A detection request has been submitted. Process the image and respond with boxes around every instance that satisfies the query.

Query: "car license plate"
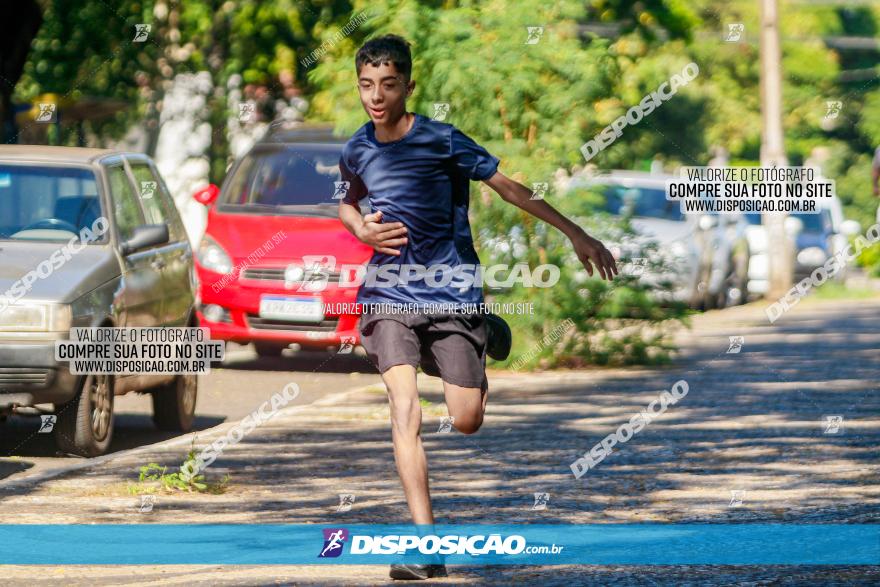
[258,296,324,323]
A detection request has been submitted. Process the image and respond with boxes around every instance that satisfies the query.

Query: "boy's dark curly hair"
[355,34,412,82]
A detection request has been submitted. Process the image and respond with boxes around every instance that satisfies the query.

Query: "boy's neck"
[374,111,414,143]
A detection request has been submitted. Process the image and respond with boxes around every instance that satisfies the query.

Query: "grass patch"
[809,282,879,300]
[128,442,229,495]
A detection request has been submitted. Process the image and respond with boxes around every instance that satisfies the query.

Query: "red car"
[192,125,372,356]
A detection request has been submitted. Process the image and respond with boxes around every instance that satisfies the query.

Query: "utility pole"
[760,0,793,298]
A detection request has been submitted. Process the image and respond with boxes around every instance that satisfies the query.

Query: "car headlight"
[669,240,689,259]
[197,235,233,274]
[284,265,305,283]
[0,302,71,331]
[797,246,827,267]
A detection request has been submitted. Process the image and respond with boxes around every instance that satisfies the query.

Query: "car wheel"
[254,342,286,357]
[694,265,712,310]
[728,246,750,306]
[707,268,731,309]
[152,374,198,431]
[703,287,722,310]
[55,373,114,457]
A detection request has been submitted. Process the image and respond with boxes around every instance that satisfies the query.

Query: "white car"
[743,194,860,296]
[566,171,707,307]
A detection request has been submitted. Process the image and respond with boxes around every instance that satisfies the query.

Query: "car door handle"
[151,258,166,270]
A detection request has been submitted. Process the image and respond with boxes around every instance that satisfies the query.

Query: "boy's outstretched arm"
[483,171,618,281]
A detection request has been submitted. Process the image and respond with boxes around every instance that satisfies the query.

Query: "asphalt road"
[1,296,877,585]
[0,343,383,482]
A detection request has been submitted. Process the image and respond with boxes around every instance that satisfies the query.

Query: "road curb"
[0,380,384,492]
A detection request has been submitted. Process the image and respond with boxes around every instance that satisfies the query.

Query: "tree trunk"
[759,0,793,299]
[0,0,42,143]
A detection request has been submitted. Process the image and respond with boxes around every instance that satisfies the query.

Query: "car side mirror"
[784,216,804,237]
[698,214,718,231]
[121,224,169,255]
[193,183,220,206]
[840,219,861,236]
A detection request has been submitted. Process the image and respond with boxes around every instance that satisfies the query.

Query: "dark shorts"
[358,313,488,390]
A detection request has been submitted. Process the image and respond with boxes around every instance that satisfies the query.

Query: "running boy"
[338,34,617,580]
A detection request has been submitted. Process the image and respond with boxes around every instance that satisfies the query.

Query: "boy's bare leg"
[382,364,434,525]
[443,379,487,435]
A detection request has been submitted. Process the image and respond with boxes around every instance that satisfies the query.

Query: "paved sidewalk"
[1,296,878,585]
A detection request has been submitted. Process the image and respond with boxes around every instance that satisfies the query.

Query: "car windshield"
[602,185,684,222]
[0,164,104,241]
[219,144,345,214]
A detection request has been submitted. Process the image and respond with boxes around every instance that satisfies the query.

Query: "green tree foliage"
[14,1,356,164]
[12,0,880,363]
[311,0,693,366]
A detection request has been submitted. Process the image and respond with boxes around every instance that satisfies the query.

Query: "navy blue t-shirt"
[339,113,500,309]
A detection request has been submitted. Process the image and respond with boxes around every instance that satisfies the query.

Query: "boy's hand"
[356,210,408,256]
[572,231,618,281]
[481,171,619,280]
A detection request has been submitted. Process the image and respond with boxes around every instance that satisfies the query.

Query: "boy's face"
[357,61,414,124]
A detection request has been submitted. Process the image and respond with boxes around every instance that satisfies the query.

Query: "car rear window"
[0,164,105,241]
[602,185,685,222]
[746,212,830,232]
[219,144,344,212]
[794,211,830,233]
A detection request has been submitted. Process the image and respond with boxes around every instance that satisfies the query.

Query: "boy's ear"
[406,79,416,97]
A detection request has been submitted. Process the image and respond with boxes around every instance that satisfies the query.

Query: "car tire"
[731,246,750,306]
[55,373,114,457]
[703,290,720,311]
[254,342,286,357]
[152,374,198,432]
[693,266,711,311]
[704,273,726,310]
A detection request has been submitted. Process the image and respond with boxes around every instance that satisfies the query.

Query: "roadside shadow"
[0,458,33,482]
[2,300,878,529]
[0,413,225,463]
[222,348,379,375]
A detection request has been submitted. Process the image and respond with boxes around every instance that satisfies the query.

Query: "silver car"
[567,171,707,307]
[0,146,197,456]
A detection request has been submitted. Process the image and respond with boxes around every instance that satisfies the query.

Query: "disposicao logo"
[318,528,349,558]
[314,528,566,560]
